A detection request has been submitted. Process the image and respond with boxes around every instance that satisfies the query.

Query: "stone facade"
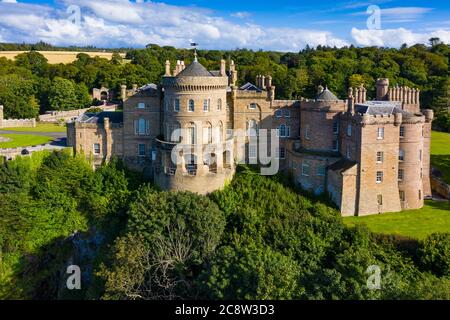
[67,59,433,216]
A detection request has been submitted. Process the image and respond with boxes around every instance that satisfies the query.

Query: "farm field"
[0,51,126,64]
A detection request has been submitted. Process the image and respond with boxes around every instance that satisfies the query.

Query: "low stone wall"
[0,118,36,128]
[38,105,117,123]
[431,175,450,199]
[0,143,68,161]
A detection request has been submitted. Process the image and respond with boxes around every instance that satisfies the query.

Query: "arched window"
[247,119,258,137]
[188,99,195,112]
[172,122,181,142]
[187,122,196,145]
[217,98,222,111]
[135,117,149,135]
[203,122,213,144]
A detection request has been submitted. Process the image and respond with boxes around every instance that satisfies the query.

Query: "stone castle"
[67,56,434,216]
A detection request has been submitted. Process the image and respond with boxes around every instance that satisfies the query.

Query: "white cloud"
[0,0,446,51]
[351,27,450,47]
[353,6,433,22]
[231,11,251,19]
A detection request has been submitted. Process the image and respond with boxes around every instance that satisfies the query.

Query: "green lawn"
[431,131,450,185]
[0,134,53,149]
[2,122,66,133]
[343,201,450,240]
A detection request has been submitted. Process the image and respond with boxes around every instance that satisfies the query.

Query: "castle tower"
[155,59,235,194]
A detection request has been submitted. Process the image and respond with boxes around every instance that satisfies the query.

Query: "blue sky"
[0,0,449,50]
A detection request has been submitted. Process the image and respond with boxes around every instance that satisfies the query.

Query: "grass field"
[431,131,450,184]
[2,122,66,133]
[343,200,450,240]
[0,134,53,149]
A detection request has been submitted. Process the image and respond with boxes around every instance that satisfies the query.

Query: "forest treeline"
[0,41,448,130]
[0,151,449,300]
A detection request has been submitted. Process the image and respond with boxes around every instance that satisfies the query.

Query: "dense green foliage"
[0,41,448,126]
[97,167,450,300]
[0,150,135,298]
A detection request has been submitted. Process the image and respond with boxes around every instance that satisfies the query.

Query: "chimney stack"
[220,59,226,76]
[165,60,171,76]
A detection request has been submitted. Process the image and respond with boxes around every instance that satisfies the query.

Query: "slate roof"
[355,101,412,118]
[177,61,213,77]
[239,82,262,92]
[316,87,339,101]
[76,111,123,124]
[328,159,357,172]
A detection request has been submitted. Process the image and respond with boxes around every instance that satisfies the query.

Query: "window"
[138,102,145,109]
[332,139,339,151]
[279,147,286,159]
[188,99,195,112]
[420,167,423,179]
[399,149,405,161]
[93,143,100,155]
[174,99,180,112]
[398,169,404,181]
[203,99,210,112]
[419,149,422,161]
[419,189,422,200]
[377,127,384,139]
[347,124,352,137]
[217,98,222,111]
[377,194,383,206]
[317,166,326,176]
[275,109,282,118]
[188,125,195,145]
[135,118,149,135]
[377,151,384,163]
[249,103,257,110]
[138,143,146,157]
[284,110,291,118]
[333,122,339,134]
[302,162,310,176]
[400,126,405,138]
[249,145,257,158]
[376,171,383,183]
[399,191,405,202]
[304,125,310,140]
[346,148,351,159]
[248,120,258,137]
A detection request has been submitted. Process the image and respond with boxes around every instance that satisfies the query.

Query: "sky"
[0,0,449,51]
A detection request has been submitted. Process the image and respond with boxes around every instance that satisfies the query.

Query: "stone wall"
[431,176,450,199]
[0,105,36,128]
[39,104,116,123]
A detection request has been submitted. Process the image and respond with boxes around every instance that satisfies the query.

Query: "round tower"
[398,116,425,210]
[155,60,234,194]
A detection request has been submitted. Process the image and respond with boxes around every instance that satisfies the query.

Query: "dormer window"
[138,102,145,109]
[275,110,282,118]
[284,110,291,118]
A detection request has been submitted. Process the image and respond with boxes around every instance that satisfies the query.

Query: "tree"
[418,233,450,277]
[15,51,49,76]
[48,77,78,110]
[0,74,39,118]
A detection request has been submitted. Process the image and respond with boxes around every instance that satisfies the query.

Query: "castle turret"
[376,78,389,100]
[220,59,226,76]
[121,85,127,101]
